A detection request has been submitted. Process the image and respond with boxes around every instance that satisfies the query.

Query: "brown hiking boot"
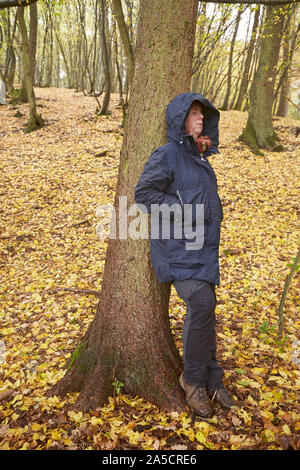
[179,372,212,419]
[210,388,241,410]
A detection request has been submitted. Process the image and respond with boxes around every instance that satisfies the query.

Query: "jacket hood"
[166,92,220,157]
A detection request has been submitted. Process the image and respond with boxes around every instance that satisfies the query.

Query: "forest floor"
[0,87,299,451]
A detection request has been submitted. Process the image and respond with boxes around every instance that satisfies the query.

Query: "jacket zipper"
[176,190,184,207]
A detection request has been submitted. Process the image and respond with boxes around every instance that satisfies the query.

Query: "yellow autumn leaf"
[50,429,62,440]
[19,442,30,450]
[260,410,274,421]
[31,293,42,303]
[0,327,14,336]
[229,434,247,445]
[281,425,291,435]
[194,421,212,438]
[181,427,194,441]
[195,430,207,445]
[294,422,300,432]
[89,416,103,426]
[67,410,83,423]
[0,442,10,450]
[268,376,286,385]
[46,439,53,448]
[252,367,267,376]
[63,437,74,446]
[261,429,276,443]
[180,414,191,429]
[237,408,252,426]
[230,436,255,448]
[127,430,140,445]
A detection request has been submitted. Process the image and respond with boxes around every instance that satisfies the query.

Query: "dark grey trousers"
[173,279,224,390]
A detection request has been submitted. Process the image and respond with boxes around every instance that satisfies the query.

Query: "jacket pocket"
[176,187,210,224]
[217,193,223,220]
[167,238,210,266]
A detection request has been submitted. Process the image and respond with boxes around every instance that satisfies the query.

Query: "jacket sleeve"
[134,147,178,213]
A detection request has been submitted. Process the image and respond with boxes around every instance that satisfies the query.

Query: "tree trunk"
[275,9,298,117]
[234,6,260,110]
[239,5,285,155]
[276,37,290,117]
[112,18,123,101]
[17,6,44,131]
[220,7,242,110]
[29,1,37,82]
[99,0,111,115]
[54,27,72,88]
[6,47,16,93]
[49,0,198,412]
[111,0,134,87]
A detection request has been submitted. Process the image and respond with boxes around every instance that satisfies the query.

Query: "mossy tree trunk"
[17,6,44,131]
[50,0,198,412]
[239,5,285,155]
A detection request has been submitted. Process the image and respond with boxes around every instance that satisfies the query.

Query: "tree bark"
[3,10,17,93]
[234,6,260,110]
[49,0,198,412]
[220,7,243,110]
[17,6,44,130]
[276,34,290,117]
[239,5,285,154]
[6,47,16,93]
[275,11,299,116]
[111,0,134,87]
[29,0,37,82]
[99,0,111,115]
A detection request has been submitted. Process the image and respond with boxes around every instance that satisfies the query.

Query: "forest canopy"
[0,0,299,121]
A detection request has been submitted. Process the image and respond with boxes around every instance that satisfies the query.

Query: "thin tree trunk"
[6,47,16,93]
[17,6,44,130]
[221,7,242,110]
[234,6,260,110]
[276,12,299,116]
[38,5,48,86]
[111,0,134,87]
[49,0,198,412]
[54,27,72,88]
[29,0,37,82]
[113,18,123,101]
[99,0,111,115]
[277,245,300,340]
[276,39,290,117]
[239,5,285,154]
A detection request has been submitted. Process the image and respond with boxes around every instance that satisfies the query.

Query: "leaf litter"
[0,87,299,450]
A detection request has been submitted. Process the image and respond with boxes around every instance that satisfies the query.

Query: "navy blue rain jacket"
[134,92,223,285]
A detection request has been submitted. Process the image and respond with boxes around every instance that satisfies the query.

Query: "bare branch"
[0,0,38,9]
